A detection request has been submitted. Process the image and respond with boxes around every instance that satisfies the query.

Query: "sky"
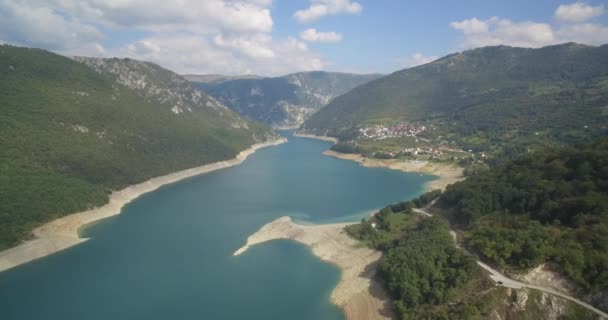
[1,0,608,76]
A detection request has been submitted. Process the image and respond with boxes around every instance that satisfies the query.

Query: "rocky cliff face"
[190,71,381,128]
[74,57,281,143]
[74,57,230,114]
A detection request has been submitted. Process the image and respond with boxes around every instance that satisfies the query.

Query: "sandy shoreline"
[293,133,463,191]
[293,132,339,143]
[323,150,463,191]
[234,217,394,320]
[0,138,287,272]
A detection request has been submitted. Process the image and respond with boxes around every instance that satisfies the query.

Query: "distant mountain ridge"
[190,71,382,128]
[0,45,275,250]
[182,74,265,85]
[303,43,608,156]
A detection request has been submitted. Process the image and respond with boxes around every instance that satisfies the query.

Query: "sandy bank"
[0,138,287,272]
[294,132,339,143]
[323,150,463,191]
[293,132,462,191]
[234,216,394,320]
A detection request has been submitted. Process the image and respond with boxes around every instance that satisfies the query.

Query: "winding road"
[413,201,608,319]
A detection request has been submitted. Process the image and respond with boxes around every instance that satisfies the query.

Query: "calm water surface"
[0,131,434,319]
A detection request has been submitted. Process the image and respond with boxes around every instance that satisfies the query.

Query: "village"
[352,122,480,162]
[359,122,426,139]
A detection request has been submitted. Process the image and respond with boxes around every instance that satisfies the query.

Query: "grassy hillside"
[193,71,381,127]
[303,43,608,158]
[0,45,274,250]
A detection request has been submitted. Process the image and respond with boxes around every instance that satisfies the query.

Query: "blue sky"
[1,0,607,75]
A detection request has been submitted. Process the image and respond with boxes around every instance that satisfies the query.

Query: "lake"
[0,131,434,320]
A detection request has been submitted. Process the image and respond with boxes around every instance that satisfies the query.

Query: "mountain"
[182,74,265,85]
[302,43,608,157]
[0,45,275,250]
[190,71,382,128]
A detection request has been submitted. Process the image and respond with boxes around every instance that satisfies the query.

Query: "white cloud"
[116,35,323,76]
[555,2,604,23]
[39,0,274,34]
[450,17,489,35]
[299,28,342,42]
[294,0,362,23]
[0,0,330,76]
[452,17,556,48]
[0,0,104,51]
[214,34,275,58]
[397,53,439,68]
[557,23,608,44]
[451,3,608,49]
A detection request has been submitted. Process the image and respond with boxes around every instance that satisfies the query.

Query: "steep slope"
[191,71,382,128]
[0,45,275,250]
[303,43,608,156]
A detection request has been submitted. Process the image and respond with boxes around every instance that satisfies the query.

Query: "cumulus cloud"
[451,2,608,49]
[450,18,489,35]
[0,0,104,51]
[557,23,608,44]
[294,0,362,23]
[0,0,330,75]
[555,2,604,23]
[299,28,342,42]
[38,0,274,34]
[451,17,556,48]
[117,35,323,76]
[213,34,275,58]
[397,53,439,68]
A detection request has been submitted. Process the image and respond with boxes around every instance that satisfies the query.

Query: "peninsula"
[234,216,394,320]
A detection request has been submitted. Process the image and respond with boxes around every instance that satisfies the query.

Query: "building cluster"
[401,147,443,157]
[359,123,426,139]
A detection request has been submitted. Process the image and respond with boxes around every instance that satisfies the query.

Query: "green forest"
[0,45,272,250]
[346,139,608,318]
[347,182,602,319]
[441,139,608,293]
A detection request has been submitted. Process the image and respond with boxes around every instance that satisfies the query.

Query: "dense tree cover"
[347,206,498,319]
[0,45,273,250]
[441,139,608,292]
[348,190,600,319]
[378,218,480,318]
[303,43,608,159]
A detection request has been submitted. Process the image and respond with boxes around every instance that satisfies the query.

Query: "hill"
[191,71,382,128]
[302,43,608,158]
[0,45,275,250]
[439,139,608,310]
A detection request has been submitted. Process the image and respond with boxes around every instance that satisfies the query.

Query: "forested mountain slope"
[303,43,608,157]
[192,71,381,127]
[440,139,608,311]
[0,45,275,250]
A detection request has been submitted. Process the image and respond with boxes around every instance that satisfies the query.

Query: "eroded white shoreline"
[293,132,339,143]
[234,216,394,320]
[0,138,287,272]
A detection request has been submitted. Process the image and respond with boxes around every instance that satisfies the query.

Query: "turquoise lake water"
[0,131,434,319]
